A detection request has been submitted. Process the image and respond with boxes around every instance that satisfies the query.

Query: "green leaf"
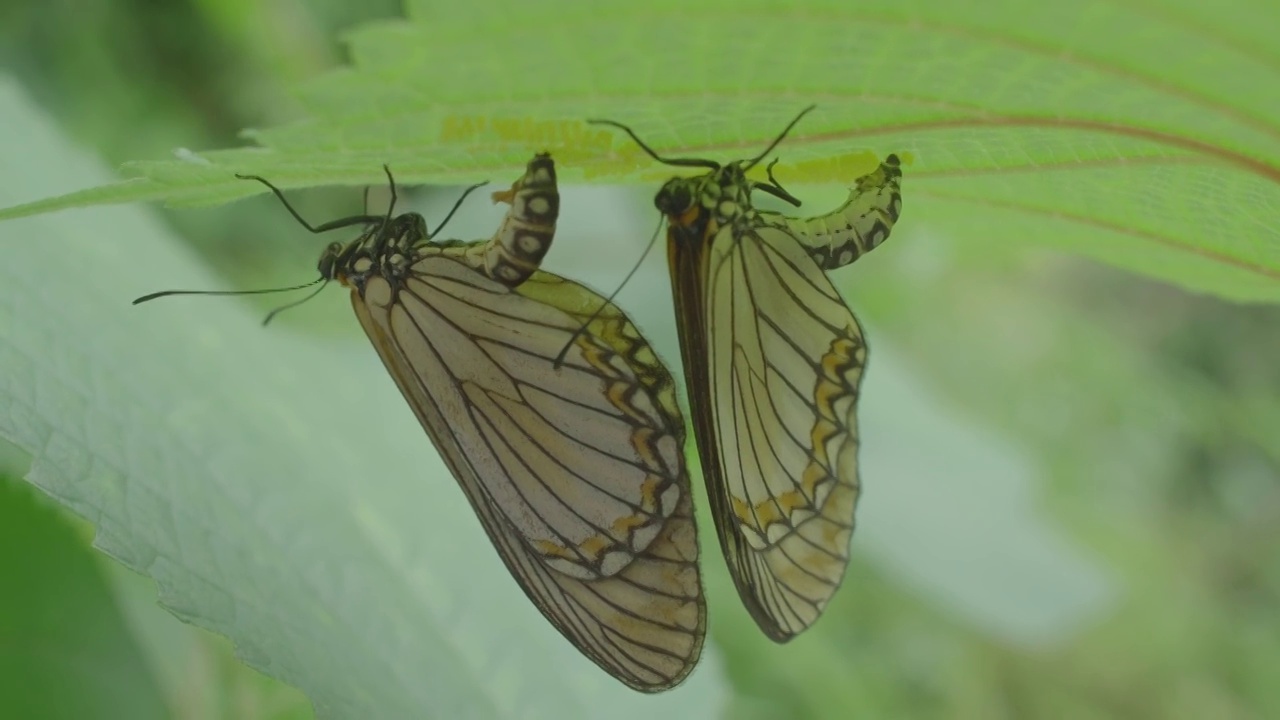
[0,476,170,720]
[0,78,727,716]
[1,0,1277,301]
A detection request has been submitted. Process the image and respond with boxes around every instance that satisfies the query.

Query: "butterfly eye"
[317,242,343,279]
[654,180,692,216]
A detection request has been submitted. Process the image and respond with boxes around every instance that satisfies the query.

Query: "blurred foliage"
[0,0,398,716]
[1,0,1278,718]
[0,472,169,720]
[0,470,314,720]
[833,234,1280,719]
[0,0,402,322]
[0,89,729,715]
[6,1,1279,303]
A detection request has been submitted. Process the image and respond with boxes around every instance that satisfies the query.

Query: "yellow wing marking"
[698,221,866,641]
[587,120,898,644]
[351,262,705,691]
[400,263,681,579]
[237,151,704,689]
[728,330,860,543]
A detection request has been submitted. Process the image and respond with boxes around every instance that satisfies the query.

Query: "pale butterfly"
[588,109,903,641]
[135,154,706,690]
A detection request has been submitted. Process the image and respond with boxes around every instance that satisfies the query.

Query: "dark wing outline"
[351,263,706,691]
[669,219,864,642]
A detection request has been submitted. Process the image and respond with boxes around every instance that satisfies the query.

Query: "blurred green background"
[1,0,1277,718]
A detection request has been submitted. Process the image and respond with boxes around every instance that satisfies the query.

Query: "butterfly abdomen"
[475,152,560,286]
[779,154,903,270]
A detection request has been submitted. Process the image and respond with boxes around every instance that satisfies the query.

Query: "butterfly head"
[592,104,816,234]
[317,241,344,280]
[655,162,756,230]
[321,211,430,290]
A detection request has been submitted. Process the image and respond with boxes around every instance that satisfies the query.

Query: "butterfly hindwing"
[352,270,705,690]
[340,155,704,690]
[138,153,706,691]
[695,220,867,639]
[613,114,903,641]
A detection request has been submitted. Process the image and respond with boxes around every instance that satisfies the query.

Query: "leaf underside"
[0,0,1276,301]
[0,78,727,717]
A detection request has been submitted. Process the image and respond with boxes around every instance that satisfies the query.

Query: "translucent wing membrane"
[193,153,704,691]
[697,223,867,639]
[600,107,903,642]
[332,155,705,690]
[699,154,901,640]
[353,269,705,689]
[368,256,683,579]
[132,154,704,690]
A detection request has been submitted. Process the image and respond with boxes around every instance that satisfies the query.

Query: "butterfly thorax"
[320,212,430,297]
[656,163,757,240]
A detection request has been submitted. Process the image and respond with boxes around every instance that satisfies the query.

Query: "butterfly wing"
[666,154,902,641]
[670,218,864,642]
[350,254,704,691]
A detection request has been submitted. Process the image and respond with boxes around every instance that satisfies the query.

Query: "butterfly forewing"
[701,221,867,638]
[353,274,705,689]
[339,155,704,690]
[643,129,903,641]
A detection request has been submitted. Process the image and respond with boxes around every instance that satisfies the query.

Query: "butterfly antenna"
[755,156,803,207]
[430,181,490,237]
[136,168,382,308]
[377,165,397,238]
[553,214,665,369]
[132,275,325,305]
[586,119,721,169]
[237,171,386,233]
[261,279,330,326]
[368,165,406,256]
[743,104,817,171]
